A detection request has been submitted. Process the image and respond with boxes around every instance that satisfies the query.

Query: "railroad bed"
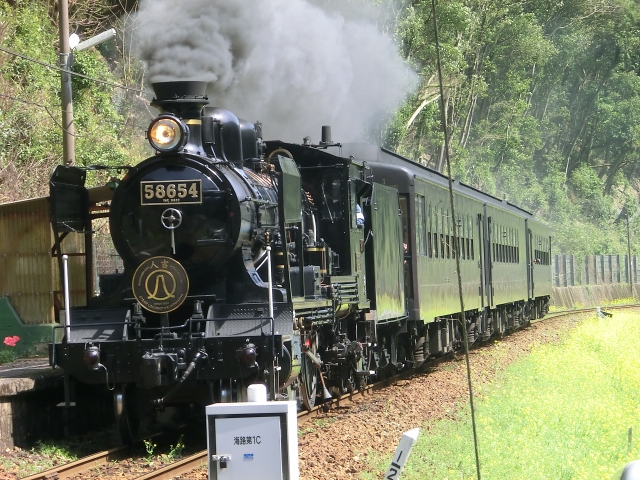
[1,307,625,479]
[300,309,607,479]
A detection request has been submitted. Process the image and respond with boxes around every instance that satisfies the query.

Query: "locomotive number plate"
[140,180,202,205]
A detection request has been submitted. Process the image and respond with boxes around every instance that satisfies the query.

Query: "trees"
[1,0,639,254]
[0,0,146,202]
[388,0,640,255]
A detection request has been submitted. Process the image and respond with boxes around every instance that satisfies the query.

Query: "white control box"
[206,401,299,480]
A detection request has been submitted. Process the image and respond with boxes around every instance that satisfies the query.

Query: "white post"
[266,245,276,400]
[62,254,71,340]
[385,428,420,479]
[266,246,274,320]
[58,0,75,165]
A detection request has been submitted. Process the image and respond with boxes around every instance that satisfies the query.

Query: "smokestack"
[151,81,209,118]
[320,125,333,146]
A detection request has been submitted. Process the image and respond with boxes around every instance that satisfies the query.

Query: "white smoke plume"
[135,0,416,143]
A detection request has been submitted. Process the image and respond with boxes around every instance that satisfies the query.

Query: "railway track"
[545,302,638,318]
[17,367,426,480]
[21,304,637,480]
[21,445,132,480]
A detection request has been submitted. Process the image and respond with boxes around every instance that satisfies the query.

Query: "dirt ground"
[0,311,598,479]
[295,312,591,480]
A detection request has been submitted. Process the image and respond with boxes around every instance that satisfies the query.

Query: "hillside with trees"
[0,0,148,201]
[384,0,640,256]
[0,0,639,256]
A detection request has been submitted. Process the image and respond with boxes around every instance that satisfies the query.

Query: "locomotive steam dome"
[109,81,257,287]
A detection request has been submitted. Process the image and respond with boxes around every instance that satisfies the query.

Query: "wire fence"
[91,218,121,295]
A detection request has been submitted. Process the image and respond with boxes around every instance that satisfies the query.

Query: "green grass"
[0,348,16,364]
[549,298,636,313]
[366,312,640,479]
[601,297,636,306]
[32,441,78,462]
[298,416,338,435]
[2,441,79,478]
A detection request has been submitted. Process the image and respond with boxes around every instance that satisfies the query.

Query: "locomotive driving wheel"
[115,384,140,444]
[300,339,318,410]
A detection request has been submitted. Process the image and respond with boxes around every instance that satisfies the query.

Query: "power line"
[0,92,74,135]
[431,0,482,478]
[0,45,150,95]
[0,92,148,139]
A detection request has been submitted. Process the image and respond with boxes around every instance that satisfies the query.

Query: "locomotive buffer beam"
[153,348,208,406]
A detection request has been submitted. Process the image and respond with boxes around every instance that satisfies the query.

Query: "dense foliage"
[384,0,640,256]
[0,0,639,256]
[0,0,147,201]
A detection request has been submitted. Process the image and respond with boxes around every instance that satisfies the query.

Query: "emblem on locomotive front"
[132,256,189,313]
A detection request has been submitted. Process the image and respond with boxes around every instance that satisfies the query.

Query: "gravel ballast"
[0,311,598,479]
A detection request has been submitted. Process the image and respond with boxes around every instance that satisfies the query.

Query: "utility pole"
[627,210,635,299]
[58,0,115,166]
[59,0,75,165]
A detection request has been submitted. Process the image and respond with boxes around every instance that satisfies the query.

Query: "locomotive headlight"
[147,115,188,152]
[83,344,101,371]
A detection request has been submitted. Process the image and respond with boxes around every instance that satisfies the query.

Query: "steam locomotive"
[48,81,551,441]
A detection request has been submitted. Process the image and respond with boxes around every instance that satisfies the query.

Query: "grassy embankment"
[366,312,640,479]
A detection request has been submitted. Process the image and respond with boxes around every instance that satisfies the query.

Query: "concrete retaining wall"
[552,284,638,309]
[0,368,113,450]
[0,371,64,450]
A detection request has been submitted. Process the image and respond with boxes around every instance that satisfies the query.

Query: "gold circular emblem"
[132,256,189,313]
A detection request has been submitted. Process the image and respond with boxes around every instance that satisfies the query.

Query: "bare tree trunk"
[563,58,616,184]
[459,39,485,148]
[604,155,629,194]
[436,142,446,173]
[436,96,450,173]
[598,145,611,179]
[405,77,439,129]
[460,94,477,149]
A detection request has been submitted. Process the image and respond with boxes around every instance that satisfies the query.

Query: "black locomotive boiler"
[48,81,552,441]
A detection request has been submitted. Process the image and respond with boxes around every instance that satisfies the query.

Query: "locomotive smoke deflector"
[149,81,210,154]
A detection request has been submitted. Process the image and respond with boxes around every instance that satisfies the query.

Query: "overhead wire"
[0,45,150,95]
[0,93,69,133]
[0,45,151,138]
[0,92,121,139]
[431,0,482,479]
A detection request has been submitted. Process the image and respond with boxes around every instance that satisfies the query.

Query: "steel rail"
[23,304,639,480]
[126,350,473,480]
[130,451,208,480]
[123,392,375,480]
[21,445,131,480]
[124,377,411,480]
[543,303,639,319]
